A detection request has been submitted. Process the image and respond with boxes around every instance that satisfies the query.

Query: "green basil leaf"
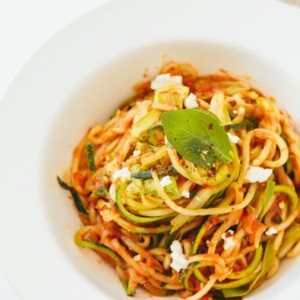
[161,108,233,167]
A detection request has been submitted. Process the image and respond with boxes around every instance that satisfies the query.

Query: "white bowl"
[0,0,300,299]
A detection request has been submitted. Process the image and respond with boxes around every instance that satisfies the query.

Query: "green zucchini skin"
[131,166,178,180]
[148,125,165,147]
[57,176,88,215]
[116,183,173,224]
[75,228,136,296]
[86,141,96,172]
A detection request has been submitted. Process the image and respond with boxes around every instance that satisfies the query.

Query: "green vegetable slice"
[285,156,292,174]
[161,108,233,167]
[191,216,209,254]
[143,176,180,200]
[228,245,263,279]
[116,183,173,223]
[274,185,298,213]
[148,125,165,146]
[101,207,171,234]
[75,228,124,266]
[227,119,257,131]
[193,264,257,290]
[131,166,178,180]
[131,110,161,138]
[222,238,276,298]
[154,85,189,109]
[279,223,300,257]
[86,142,96,172]
[117,266,137,296]
[57,176,88,215]
[131,171,153,179]
[75,227,135,296]
[209,91,231,125]
[259,180,275,220]
[182,266,196,291]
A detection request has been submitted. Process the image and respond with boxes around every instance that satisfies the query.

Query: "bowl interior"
[42,41,300,299]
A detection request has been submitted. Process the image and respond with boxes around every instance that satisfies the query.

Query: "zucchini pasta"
[58,62,300,299]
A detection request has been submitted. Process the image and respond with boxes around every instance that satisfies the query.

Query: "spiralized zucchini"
[58,62,300,299]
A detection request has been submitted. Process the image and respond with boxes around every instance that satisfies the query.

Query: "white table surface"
[0,0,299,299]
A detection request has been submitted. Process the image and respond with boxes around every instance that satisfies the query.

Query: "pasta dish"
[58,62,300,299]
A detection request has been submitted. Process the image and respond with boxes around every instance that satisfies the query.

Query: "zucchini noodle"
[58,62,300,299]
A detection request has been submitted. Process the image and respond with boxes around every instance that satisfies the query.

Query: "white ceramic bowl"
[0,0,300,299]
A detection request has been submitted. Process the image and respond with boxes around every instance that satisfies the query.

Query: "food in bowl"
[58,62,300,299]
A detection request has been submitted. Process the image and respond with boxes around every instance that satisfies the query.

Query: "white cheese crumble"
[133,254,141,261]
[265,227,278,236]
[112,167,131,182]
[133,150,141,157]
[109,184,116,202]
[238,106,245,114]
[222,230,236,250]
[160,175,172,187]
[227,132,240,144]
[184,93,198,108]
[181,190,190,198]
[170,240,189,272]
[150,74,183,90]
[232,107,245,115]
[245,166,273,183]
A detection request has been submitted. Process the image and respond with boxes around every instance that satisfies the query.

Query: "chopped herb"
[131,171,152,179]
[131,166,178,180]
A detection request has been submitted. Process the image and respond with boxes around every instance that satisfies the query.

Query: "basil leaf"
[161,109,233,167]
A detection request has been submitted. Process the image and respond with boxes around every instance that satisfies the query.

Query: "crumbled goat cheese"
[109,184,116,201]
[227,133,240,144]
[170,240,189,272]
[133,254,141,261]
[238,106,245,114]
[245,166,273,183]
[232,93,243,100]
[112,167,131,182]
[150,74,182,90]
[232,106,245,115]
[160,175,172,187]
[222,230,236,250]
[265,227,278,236]
[181,190,190,198]
[133,150,141,157]
[184,93,198,108]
